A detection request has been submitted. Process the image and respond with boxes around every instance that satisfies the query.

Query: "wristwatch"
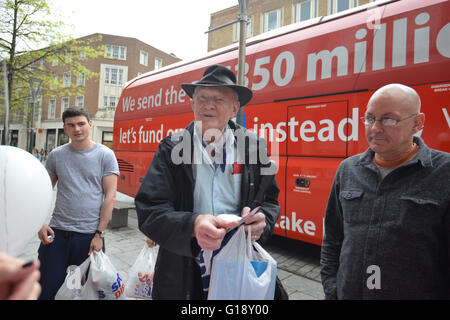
[95,229,105,238]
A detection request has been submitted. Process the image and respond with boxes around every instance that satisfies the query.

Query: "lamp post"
[235,0,250,126]
[205,0,250,126]
[28,77,42,153]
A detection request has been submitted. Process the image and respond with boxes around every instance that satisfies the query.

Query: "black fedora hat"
[181,64,253,107]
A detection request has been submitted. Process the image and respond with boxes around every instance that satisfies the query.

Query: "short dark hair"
[62,107,90,123]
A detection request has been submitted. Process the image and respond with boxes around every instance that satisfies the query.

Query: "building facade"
[208,0,375,52]
[2,33,180,151]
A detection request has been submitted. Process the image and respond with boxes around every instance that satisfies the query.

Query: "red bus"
[113,0,450,245]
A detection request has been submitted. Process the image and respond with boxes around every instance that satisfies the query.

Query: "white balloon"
[0,146,53,257]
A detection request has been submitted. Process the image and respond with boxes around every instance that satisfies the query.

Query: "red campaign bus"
[113,0,450,246]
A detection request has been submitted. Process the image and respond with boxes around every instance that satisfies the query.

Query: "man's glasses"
[360,114,417,127]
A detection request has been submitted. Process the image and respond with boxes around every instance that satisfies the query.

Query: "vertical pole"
[2,59,10,145]
[29,99,35,152]
[235,0,249,126]
[28,78,42,152]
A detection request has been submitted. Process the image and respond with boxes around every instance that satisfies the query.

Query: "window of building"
[111,68,117,84]
[63,72,71,87]
[102,131,113,149]
[262,8,283,33]
[61,97,69,116]
[79,50,86,60]
[49,75,58,90]
[154,57,163,70]
[293,0,317,22]
[110,97,117,108]
[104,67,125,85]
[105,45,127,60]
[102,96,119,108]
[233,16,254,42]
[48,99,56,119]
[76,96,84,108]
[77,71,86,86]
[329,0,357,14]
[140,50,148,66]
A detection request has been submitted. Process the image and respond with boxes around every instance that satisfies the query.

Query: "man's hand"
[146,238,157,248]
[88,234,103,255]
[38,224,55,245]
[193,214,238,250]
[241,207,266,242]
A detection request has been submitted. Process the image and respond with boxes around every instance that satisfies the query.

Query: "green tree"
[0,0,103,145]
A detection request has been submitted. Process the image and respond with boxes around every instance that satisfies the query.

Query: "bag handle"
[246,225,253,259]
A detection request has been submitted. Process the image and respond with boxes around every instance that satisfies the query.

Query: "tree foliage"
[0,0,103,127]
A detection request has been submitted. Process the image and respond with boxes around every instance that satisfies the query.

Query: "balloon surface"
[0,146,53,256]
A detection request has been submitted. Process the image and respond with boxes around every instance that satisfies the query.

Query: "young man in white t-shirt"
[37,107,119,300]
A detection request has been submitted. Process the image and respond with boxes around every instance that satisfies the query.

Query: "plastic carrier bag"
[126,245,158,299]
[90,250,126,300]
[55,257,98,300]
[208,225,277,300]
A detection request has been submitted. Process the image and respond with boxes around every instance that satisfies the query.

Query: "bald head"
[368,83,421,114]
[365,83,425,160]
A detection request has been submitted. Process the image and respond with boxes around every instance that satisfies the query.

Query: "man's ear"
[413,113,425,133]
[232,100,240,117]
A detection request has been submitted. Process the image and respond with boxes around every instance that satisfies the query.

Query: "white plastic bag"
[90,250,126,300]
[55,257,98,300]
[208,225,277,300]
[126,245,158,299]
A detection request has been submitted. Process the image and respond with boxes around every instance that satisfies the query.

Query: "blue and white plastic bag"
[90,250,126,300]
[207,225,277,300]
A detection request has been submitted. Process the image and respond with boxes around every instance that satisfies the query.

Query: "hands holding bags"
[55,243,157,300]
[55,251,126,300]
[90,251,126,300]
[207,225,277,300]
[55,226,278,300]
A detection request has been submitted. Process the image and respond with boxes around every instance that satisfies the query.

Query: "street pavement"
[19,191,325,300]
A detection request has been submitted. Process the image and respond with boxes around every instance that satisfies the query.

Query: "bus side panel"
[114,113,194,153]
[284,157,342,246]
[272,155,286,237]
[243,102,288,156]
[414,83,450,152]
[116,151,155,198]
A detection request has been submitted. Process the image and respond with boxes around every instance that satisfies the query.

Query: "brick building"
[208,0,375,52]
[2,33,180,151]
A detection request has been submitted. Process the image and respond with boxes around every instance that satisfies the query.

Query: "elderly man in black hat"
[135,65,281,300]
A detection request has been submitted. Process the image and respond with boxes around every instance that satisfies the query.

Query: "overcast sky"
[49,0,239,62]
